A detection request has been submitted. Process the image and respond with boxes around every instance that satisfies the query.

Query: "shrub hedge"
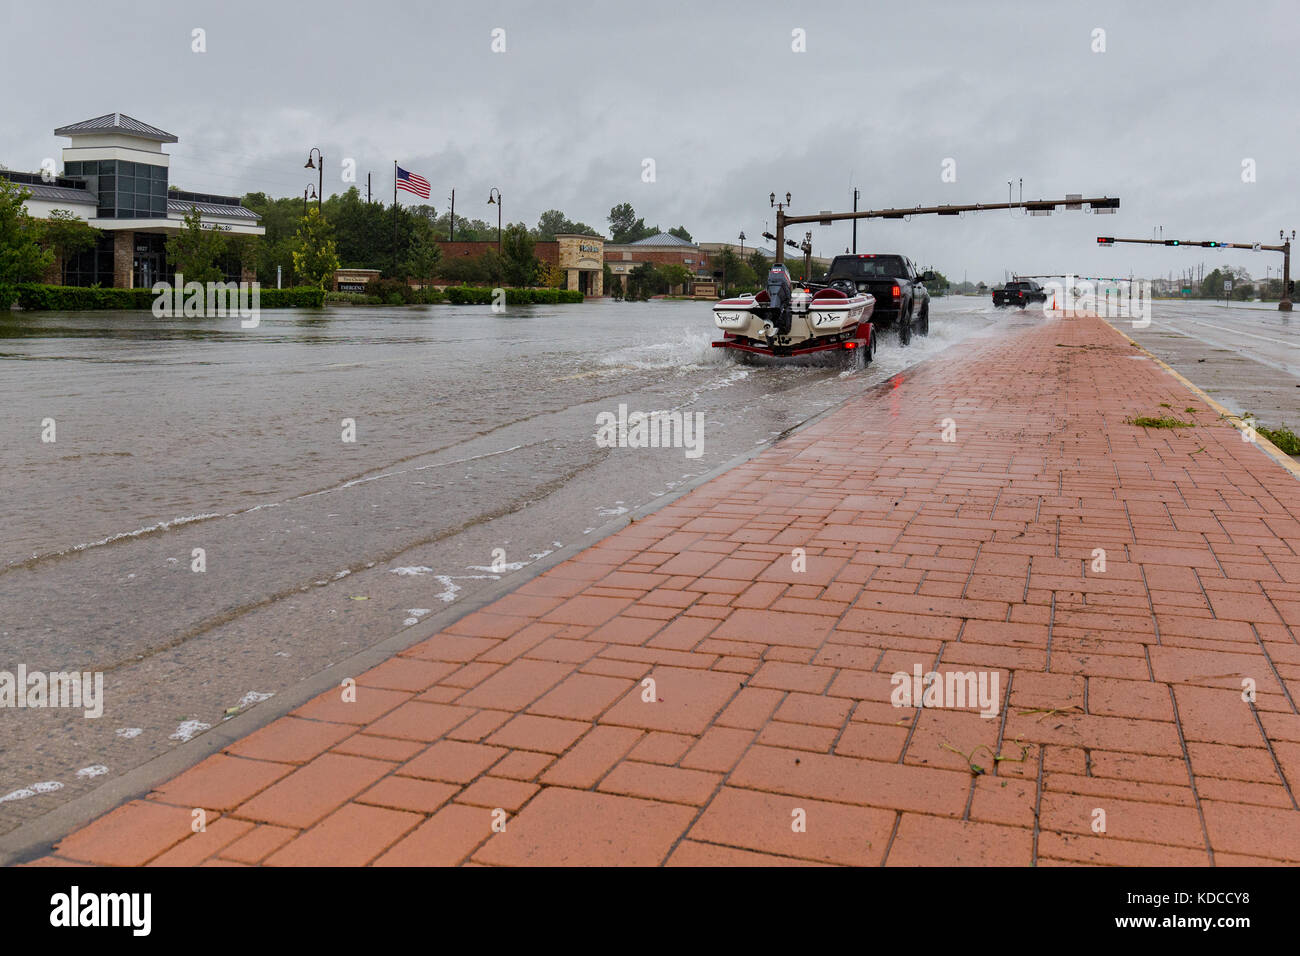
[442,286,584,305]
[1,282,581,311]
[4,283,325,311]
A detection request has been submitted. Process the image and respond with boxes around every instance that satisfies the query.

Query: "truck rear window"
[830,256,907,278]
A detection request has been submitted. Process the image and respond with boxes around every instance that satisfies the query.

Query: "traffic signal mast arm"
[1096,237,1286,252]
[770,196,1121,264]
[1095,234,1293,311]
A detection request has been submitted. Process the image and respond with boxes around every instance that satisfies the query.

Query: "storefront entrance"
[132,233,167,289]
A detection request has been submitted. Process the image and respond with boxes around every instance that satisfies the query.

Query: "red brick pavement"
[31,312,1300,866]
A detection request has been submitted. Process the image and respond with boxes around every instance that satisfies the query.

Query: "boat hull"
[712,291,875,347]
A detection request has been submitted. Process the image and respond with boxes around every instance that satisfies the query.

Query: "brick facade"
[113,230,133,288]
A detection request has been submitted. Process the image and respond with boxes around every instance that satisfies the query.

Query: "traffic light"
[1165,239,1180,246]
[1097,237,1114,245]
[1203,241,1219,248]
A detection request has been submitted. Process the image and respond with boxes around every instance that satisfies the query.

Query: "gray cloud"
[3,0,1295,281]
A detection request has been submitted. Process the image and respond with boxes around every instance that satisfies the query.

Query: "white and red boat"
[712,264,876,363]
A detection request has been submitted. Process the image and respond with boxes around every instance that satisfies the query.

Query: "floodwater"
[0,293,1291,833]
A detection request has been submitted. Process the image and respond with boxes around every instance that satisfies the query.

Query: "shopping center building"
[1,113,264,288]
[433,234,605,295]
[604,232,713,295]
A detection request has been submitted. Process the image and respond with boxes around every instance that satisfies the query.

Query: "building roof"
[23,182,98,204]
[54,113,179,143]
[0,171,98,204]
[628,232,695,247]
[168,198,261,220]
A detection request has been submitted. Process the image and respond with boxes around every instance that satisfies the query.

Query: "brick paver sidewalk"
[34,312,1300,866]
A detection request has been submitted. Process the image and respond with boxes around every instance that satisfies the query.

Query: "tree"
[39,209,99,277]
[535,209,602,241]
[713,246,757,292]
[659,263,692,294]
[538,260,566,288]
[403,220,443,300]
[926,269,951,296]
[667,225,693,243]
[607,203,655,244]
[0,179,55,288]
[535,209,569,242]
[165,207,227,284]
[626,263,660,301]
[501,222,539,286]
[292,208,340,288]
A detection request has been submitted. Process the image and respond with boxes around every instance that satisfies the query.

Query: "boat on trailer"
[711,264,876,364]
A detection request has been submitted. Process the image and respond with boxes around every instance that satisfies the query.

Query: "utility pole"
[448,189,456,242]
[852,187,859,254]
[1280,229,1295,311]
[367,173,371,204]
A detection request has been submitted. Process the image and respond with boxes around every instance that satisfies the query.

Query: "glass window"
[150,164,167,181]
[98,160,117,175]
[150,179,165,196]
[150,196,166,214]
[64,161,82,176]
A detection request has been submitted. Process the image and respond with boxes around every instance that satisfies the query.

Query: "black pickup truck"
[993,279,1048,308]
[822,253,933,345]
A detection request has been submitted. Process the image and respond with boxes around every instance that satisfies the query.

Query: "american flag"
[396,165,430,199]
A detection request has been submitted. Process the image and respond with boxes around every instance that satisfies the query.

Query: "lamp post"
[302,184,317,216]
[738,230,746,259]
[769,192,791,260]
[304,148,323,212]
[487,188,502,256]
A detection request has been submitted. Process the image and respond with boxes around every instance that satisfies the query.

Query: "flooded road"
[3,292,1292,834]
[0,295,1005,832]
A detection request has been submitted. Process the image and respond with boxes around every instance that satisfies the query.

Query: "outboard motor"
[765,264,793,336]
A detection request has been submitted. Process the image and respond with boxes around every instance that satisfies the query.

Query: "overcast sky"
[3,0,1296,282]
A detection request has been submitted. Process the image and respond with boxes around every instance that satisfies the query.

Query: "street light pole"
[304,148,323,212]
[770,191,791,261]
[487,188,502,256]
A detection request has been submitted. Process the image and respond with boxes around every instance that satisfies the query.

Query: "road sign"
[1224,280,1233,291]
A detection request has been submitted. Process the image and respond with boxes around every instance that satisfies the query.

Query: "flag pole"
[392,160,398,272]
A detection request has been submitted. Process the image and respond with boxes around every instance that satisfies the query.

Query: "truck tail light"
[891,284,900,299]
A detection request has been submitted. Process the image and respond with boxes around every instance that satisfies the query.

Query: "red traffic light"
[1097,237,1114,244]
